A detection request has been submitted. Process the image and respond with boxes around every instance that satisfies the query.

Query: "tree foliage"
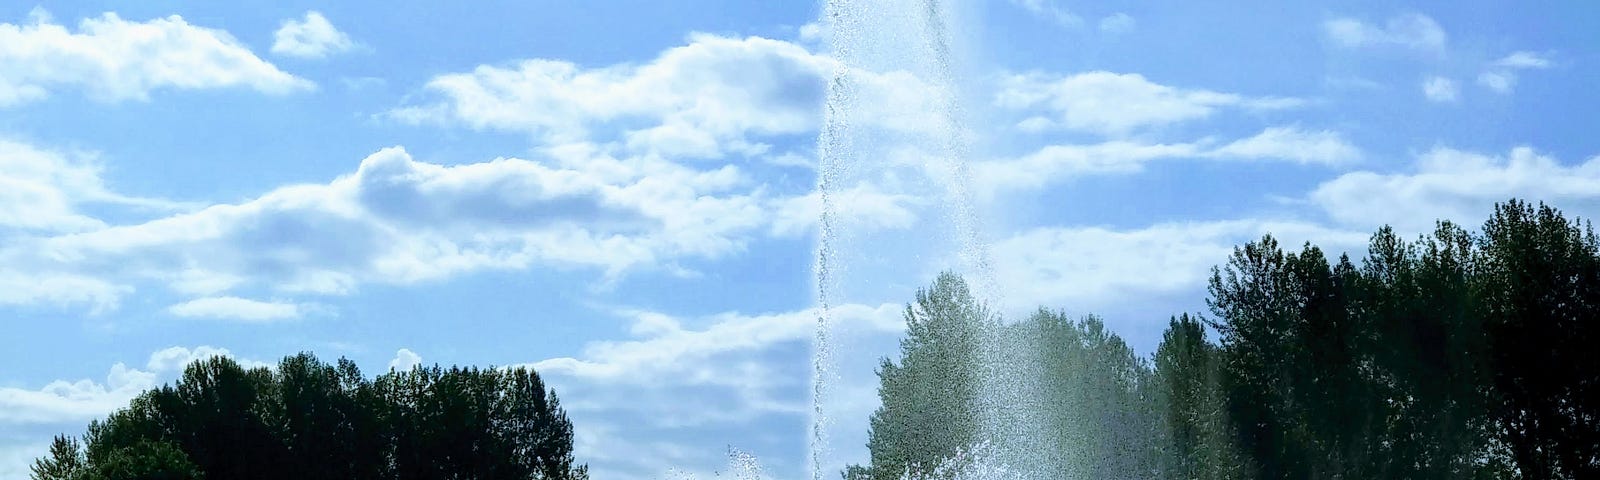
[849,273,1165,478]
[34,353,587,480]
[1205,199,1600,479]
[854,199,1598,480]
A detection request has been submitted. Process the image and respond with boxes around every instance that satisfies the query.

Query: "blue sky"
[1,1,1596,478]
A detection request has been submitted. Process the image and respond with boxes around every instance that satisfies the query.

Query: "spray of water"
[810,0,862,477]
[811,0,1026,478]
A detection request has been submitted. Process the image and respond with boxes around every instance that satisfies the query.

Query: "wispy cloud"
[1323,13,1447,54]
[996,71,1304,136]
[1479,51,1554,94]
[1009,0,1083,28]
[1422,76,1459,102]
[167,296,306,322]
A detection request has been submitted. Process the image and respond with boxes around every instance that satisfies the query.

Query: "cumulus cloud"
[388,348,423,371]
[0,345,265,425]
[167,296,304,322]
[0,145,784,312]
[1323,13,1447,53]
[1422,76,1458,102]
[390,34,832,158]
[0,35,941,316]
[996,71,1304,135]
[519,302,902,478]
[271,11,356,59]
[0,8,311,106]
[146,345,269,371]
[0,363,155,425]
[1312,146,1600,233]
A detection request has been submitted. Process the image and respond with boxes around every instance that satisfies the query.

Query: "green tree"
[854,272,993,479]
[38,353,587,480]
[30,436,88,480]
[851,273,1165,478]
[1474,200,1600,478]
[1153,313,1247,480]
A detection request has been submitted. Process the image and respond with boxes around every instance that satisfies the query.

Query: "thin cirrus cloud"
[166,296,306,322]
[1009,0,1083,28]
[1322,13,1447,54]
[995,71,1305,136]
[0,8,312,106]
[1479,51,1554,94]
[271,11,358,59]
[976,126,1360,194]
[1422,76,1459,102]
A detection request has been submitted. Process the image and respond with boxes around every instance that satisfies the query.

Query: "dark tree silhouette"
[34,354,587,480]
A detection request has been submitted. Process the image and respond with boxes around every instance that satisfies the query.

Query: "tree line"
[32,354,588,480]
[849,199,1600,479]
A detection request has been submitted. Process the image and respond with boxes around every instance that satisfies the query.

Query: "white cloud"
[996,71,1304,135]
[167,296,303,322]
[1422,76,1458,102]
[979,140,1200,192]
[1479,51,1553,95]
[1098,13,1136,34]
[1010,0,1083,28]
[0,442,48,480]
[1209,126,1362,165]
[993,220,1368,313]
[0,145,784,312]
[1323,13,1447,53]
[524,303,902,478]
[978,126,1358,193]
[532,303,901,385]
[0,139,189,233]
[390,34,832,158]
[388,348,423,371]
[0,8,311,106]
[1477,71,1514,94]
[146,345,268,371]
[1493,51,1553,69]
[1312,146,1600,233]
[0,345,266,426]
[770,184,922,237]
[797,22,825,44]
[0,363,155,425]
[0,271,126,313]
[271,11,356,59]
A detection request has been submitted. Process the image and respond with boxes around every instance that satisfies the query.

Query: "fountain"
[811,0,1026,478]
